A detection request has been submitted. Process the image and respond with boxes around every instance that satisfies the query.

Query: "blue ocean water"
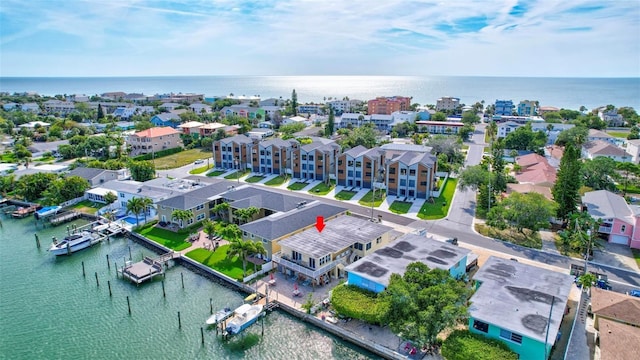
[1,76,638,111]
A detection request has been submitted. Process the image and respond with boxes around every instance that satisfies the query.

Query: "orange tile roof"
[134,127,180,138]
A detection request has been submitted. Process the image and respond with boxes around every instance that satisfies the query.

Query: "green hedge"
[330,285,389,325]
[441,330,517,360]
[133,147,183,161]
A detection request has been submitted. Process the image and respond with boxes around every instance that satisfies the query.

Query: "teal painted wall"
[346,272,387,294]
[449,255,468,279]
[469,317,552,360]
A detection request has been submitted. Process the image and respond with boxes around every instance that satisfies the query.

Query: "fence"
[431,172,450,198]
[60,195,87,208]
[243,261,274,283]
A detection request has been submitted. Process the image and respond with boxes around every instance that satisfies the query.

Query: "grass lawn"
[606,131,629,138]
[632,248,640,268]
[417,178,458,220]
[308,181,335,195]
[389,200,413,214]
[358,189,386,207]
[287,182,308,191]
[224,170,250,180]
[153,149,211,170]
[0,153,16,162]
[264,175,286,186]
[185,245,258,281]
[555,234,583,259]
[475,223,542,249]
[245,175,265,183]
[70,200,101,214]
[189,164,213,174]
[461,144,469,150]
[136,226,191,251]
[616,184,640,194]
[206,170,227,177]
[335,190,357,201]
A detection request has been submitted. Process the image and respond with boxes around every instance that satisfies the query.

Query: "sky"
[0,0,639,77]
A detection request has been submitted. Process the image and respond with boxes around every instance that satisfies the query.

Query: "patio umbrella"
[270,273,274,281]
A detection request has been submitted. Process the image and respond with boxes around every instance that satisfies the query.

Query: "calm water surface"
[0,216,377,360]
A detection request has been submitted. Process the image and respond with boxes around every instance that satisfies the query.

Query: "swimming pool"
[120,216,139,225]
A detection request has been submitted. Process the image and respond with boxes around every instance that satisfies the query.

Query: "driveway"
[593,241,639,272]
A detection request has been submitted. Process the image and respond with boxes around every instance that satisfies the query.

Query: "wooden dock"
[118,252,178,284]
[12,205,38,218]
[50,211,82,226]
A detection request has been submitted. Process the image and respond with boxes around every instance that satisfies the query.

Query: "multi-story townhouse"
[497,121,521,138]
[126,127,182,156]
[435,96,460,112]
[336,145,385,188]
[212,135,254,170]
[292,140,340,182]
[250,138,298,175]
[385,150,438,199]
[43,100,76,115]
[494,99,514,116]
[517,100,538,116]
[367,96,411,115]
[220,104,265,120]
[415,121,464,134]
[155,180,234,227]
[297,104,322,114]
[326,99,363,114]
[177,121,205,136]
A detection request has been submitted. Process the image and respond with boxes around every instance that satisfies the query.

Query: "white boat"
[34,205,61,219]
[225,304,264,335]
[49,231,100,256]
[206,308,232,325]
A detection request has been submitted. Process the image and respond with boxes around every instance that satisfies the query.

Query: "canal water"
[0,216,377,359]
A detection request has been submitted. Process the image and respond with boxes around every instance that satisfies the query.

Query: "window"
[195,204,204,211]
[621,225,626,232]
[473,320,489,333]
[302,155,307,160]
[214,146,219,150]
[196,213,205,221]
[389,178,395,183]
[500,329,522,344]
[420,181,427,186]
[292,251,302,261]
[347,171,353,177]
[260,150,265,155]
[376,237,381,244]
[355,171,361,177]
[366,162,372,169]
[409,180,415,187]
[187,218,194,225]
[400,179,406,186]
[355,161,362,167]
[389,168,396,175]
[400,169,407,175]
[354,243,363,251]
[409,169,416,176]
[309,258,316,269]
[309,155,314,161]
[338,170,344,174]
[420,170,429,176]
[366,242,372,250]
[338,160,343,166]
[365,172,371,177]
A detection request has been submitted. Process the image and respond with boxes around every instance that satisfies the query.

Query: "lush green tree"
[248,241,267,273]
[572,114,607,130]
[557,211,602,257]
[490,139,507,193]
[581,157,618,191]
[503,123,547,152]
[42,175,90,205]
[431,112,447,122]
[134,120,154,131]
[442,330,518,360]
[382,262,472,348]
[220,223,241,240]
[0,174,16,197]
[552,143,582,220]
[555,126,589,146]
[226,238,255,277]
[129,160,155,182]
[324,107,335,137]
[126,197,146,227]
[170,209,193,228]
[627,127,640,140]
[339,124,378,149]
[616,162,640,196]
[618,107,639,126]
[211,201,230,222]
[457,165,490,190]
[279,122,306,135]
[103,191,117,209]
[489,192,557,233]
[461,112,480,125]
[97,104,105,120]
[290,89,298,116]
[458,124,474,141]
[486,121,497,141]
[577,273,597,291]
[13,143,32,167]
[15,172,58,201]
[233,206,259,224]
[425,135,463,163]
[139,197,154,224]
[202,219,217,248]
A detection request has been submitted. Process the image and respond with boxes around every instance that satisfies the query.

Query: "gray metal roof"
[66,167,106,180]
[220,134,253,144]
[380,143,432,153]
[223,186,306,212]
[156,180,235,210]
[278,215,392,258]
[582,190,634,223]
[469,256,573,344]
[387,151,437,167]
[240,202,346,240]
[345,234,470,287]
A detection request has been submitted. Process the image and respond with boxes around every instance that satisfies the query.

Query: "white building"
[582,140,631,162]
[326,99,363,114]
[626,139,640,164]
[436,96,460,111]
[497,121,521,138]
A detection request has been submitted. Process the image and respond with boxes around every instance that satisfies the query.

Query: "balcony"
[273,251,350,280]
[598,225,612,234]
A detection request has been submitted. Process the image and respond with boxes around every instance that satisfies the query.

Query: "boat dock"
[12,205,38,218]
[49,211,82,226]
[118,252,178,284]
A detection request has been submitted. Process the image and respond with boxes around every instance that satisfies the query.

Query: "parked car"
[194,159,205,165]
[628,289,640,297]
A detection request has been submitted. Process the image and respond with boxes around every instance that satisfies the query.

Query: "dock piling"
[82,261,86,277]
[126,296,131,316]
[201,327,204,345]
[107,280,112,297]
[95,272,99,287]
[106,254,110,270]
[210,298,213,314]
[162,280,166,298]
[178,311,182,329]
[66,225,70,236]
[34,233,40,249]
[128,246,132,261]
[181,272,184,289]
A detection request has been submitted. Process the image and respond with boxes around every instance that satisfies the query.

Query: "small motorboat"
[49,231,100,256]
[225,304,264,335]
[34,205,61,219]
[206,308,232,325]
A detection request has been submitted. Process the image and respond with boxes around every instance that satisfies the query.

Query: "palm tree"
[234,206,259,224]
[104,191,117,209]
[487,121,497,141]
[140,197,154,224]
[248,241,267,274]
[171,209,193,229]
[226,238,254,278]
[211,202,230,222]
[202,219,217,248]
[125,197,145,227]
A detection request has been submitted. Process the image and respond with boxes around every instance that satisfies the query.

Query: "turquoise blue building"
[468,256,573,360]
[344,234,470,294]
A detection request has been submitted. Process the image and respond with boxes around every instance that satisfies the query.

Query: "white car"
[194,159,205,165]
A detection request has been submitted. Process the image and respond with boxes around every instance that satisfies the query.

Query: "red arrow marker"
[315,216,325,233]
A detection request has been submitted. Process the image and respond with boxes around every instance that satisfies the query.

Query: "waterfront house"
[468,256,573,360]
[198,122,227,137]
[497,121,521,138]
[345,233,471,293]
[581,140,631,162]
[494,100,514,116]
[292,139,340,182]
[517,100,538,116]
[336,145,385,189]
[250,138,297,175]
[597,108,625,127]
[240,201,347,259]
[385,150,438,199]
[126,127,182,157]
[367,96,411,115]
[582,190,640,248]
[212,135,254,170]
[273,215,394,285]
[65,167,126,187]
[436,96,460,112]
[150,111,185,128]
[589,288,640,360]
[587,129,618,145]
[221,186,307,225]
[177,121,205,136]
[326,99,363,114]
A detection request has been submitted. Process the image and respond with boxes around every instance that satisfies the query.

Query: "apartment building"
[385,150,438,199]
[336,145,385,188]
[292,140,340,182]
[43,100,76,115]
[367,96,411,115]
[436,96,460,112]
[517,100,538,116]
[126,127,182,156]
[494,100,515,116]
[326,99,363,114]
[415,121,464,134]
[212,135,254,170]
[250,138,298,175]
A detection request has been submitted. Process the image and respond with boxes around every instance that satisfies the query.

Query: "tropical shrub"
[441,330,517,360]
[330,285,389,325]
